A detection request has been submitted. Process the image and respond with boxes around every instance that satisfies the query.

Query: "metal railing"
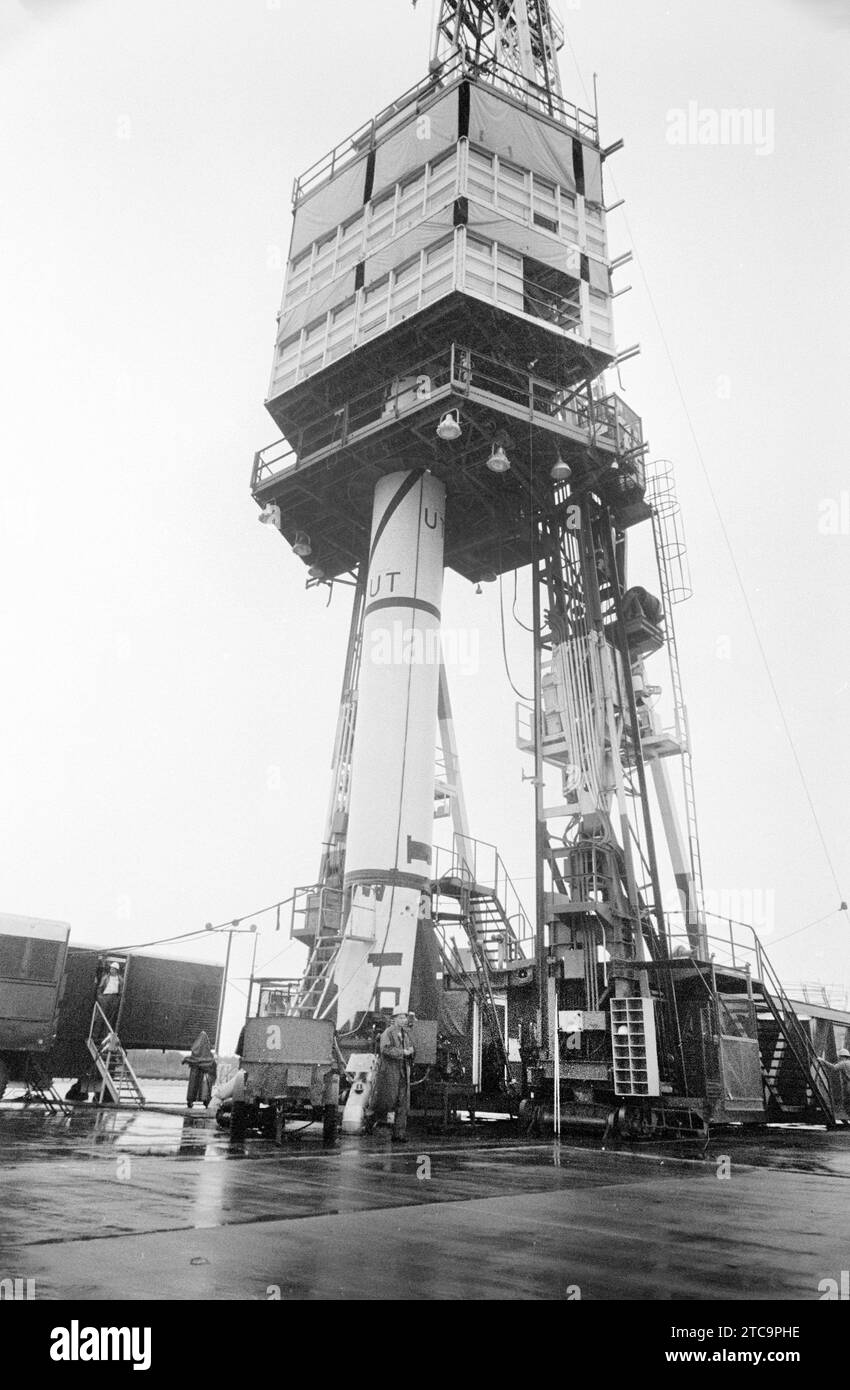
[293,57,468,204]
[664,911,836,1120]
[252,342,644,493]
[293,56,597,205]
[451,833,534,959]
[289,883,344,941]
[521,276,582,332]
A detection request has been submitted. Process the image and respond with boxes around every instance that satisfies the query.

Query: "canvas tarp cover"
[466,200,582,277]
[469,85,576,192]
[291,155,370,258]
[278,270,358,339]
[364,205,456,283]
[373,87,460,196]
[588,257,610,293]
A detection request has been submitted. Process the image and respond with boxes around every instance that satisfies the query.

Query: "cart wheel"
[230,1100,249,1143]
[322,1103,338,1145]
[215,1100,232,1130]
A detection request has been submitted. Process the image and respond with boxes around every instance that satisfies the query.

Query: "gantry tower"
[247,3,837,1134]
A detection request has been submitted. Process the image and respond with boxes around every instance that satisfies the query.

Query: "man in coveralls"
[364,1009,416,1142]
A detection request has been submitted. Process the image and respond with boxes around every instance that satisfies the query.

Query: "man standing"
[364,1009,416,1142]
[820,1047,850,1112]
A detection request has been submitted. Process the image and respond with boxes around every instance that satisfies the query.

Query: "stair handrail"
[87,1002,145,1105]
[433,842,510,1080]
[708,916,833,1116]
[750,937,835,1116]
[663,911,835,1119]
[453,832,534,960]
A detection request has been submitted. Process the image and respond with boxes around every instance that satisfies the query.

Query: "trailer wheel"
[230,1100,250,1144]
[0,1056,9,1100]
[322,1103,338,1145]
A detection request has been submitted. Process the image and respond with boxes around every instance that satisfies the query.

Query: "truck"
[0,914,71,1098]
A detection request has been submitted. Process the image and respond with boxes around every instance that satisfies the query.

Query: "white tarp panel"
[364,206,455,283]
[277,270,358,340]
[468,86,576,192]
[291,156,370,258]
[588,258,610,293]
[466,201,580,277]
[583,145,603,203]
[373,88,460,196]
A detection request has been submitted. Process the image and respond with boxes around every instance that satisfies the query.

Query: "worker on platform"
[820,1047,850,1108]
[364,1009,416,1142]
[93,958,124,1045]
[182,1030,217,1109]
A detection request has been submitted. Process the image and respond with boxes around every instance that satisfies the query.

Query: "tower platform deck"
[253,341,648,582]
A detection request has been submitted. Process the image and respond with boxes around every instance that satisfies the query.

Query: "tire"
[322,1103,338,1146]
[230,1100,250,1144]
[0,1056,9,1101]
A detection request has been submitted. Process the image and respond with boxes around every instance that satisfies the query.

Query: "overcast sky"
[1,0,848,1046]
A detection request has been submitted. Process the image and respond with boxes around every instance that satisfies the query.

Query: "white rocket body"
[334,470,446,1033]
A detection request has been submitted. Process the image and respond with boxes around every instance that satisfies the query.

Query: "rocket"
[333,469,446,1033]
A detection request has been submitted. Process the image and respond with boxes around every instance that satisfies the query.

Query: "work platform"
[253,343,647,583]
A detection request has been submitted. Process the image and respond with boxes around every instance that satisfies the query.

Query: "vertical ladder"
[647,461,705,919]
[316,573,366,890]
[289,576,366,1021]
[292,910,344,1019]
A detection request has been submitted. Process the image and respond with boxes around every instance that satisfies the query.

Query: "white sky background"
[0,0,848,1049]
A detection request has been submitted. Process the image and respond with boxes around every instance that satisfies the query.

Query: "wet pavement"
[1,1087,848,1300]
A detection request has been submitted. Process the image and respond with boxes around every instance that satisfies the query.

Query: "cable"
[511,566,535,633]
[99,927,212,953]
[561,18,849,936]
[101,894,298,956]
[498,569,532,700]
[205,893,297,932]
[770,907,848,948]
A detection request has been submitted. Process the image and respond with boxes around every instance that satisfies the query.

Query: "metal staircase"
[86,1003,145,1107]
[288,886,345,1019]
[431,835,535,1081]
[752,963,836,1125]
[432,855,509,1077]
[666,912,837,1126]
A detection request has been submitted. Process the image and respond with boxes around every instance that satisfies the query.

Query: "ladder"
[289,578,365,1021]
[19,1058,71,1116]
[87,1002,146,1107]
[647,463,705,919]
[316,574,365,890]
[292,927,343,1019]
